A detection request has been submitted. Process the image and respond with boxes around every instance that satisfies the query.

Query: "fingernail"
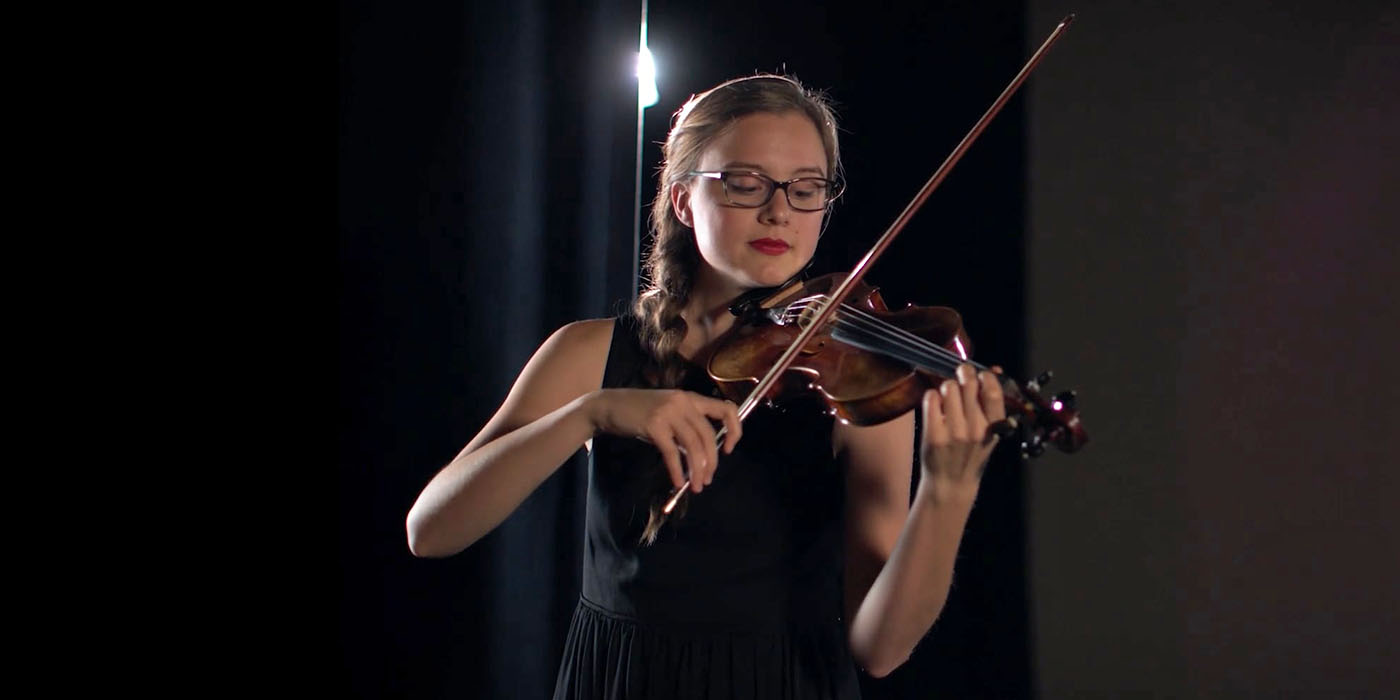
[940,380,952,396]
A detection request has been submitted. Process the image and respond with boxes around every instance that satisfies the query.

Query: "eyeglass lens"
[723,173,832,211]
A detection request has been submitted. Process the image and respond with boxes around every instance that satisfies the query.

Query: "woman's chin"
[703,256,808,294]
[735,254,806,285]
[749,263,804,288]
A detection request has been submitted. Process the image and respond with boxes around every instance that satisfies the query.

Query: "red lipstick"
[748,238,790,255]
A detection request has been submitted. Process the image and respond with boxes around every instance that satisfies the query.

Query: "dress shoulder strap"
[601,314,646,390]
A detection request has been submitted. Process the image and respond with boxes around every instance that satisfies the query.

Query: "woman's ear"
[670,182,694,228]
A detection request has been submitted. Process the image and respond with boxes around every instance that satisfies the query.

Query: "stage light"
[638,46,658,108]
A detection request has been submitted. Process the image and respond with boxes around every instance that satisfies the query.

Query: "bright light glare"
[1052,400,1063,411]
[637,47,658,108]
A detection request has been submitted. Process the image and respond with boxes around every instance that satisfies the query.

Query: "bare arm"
[405,319,614,558]
[406,318,742,558]
[839,364,1004,677]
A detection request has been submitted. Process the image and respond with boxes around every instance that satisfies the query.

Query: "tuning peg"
[989,417,1019,439]
[1020,433,1046,459]
[1028,369,1053,392]
[1052,390,1077,411]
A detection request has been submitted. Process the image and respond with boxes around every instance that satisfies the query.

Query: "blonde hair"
[633,74,843,542]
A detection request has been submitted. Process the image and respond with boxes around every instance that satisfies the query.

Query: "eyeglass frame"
[686,170,845,212]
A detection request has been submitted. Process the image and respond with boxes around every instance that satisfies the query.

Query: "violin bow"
[664,14,1076,514]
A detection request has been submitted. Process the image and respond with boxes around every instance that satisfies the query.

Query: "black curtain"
[340,1,1035,697]
[340,1,640,696]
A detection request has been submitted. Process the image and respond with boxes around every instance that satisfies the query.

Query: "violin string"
[783,297,954,370]
[832,323,964,377]
[784,294,959,365]
[782,296,984,376]
[815,306,971,376]
[828,301,982,371]
[842,323,969,377]
[782,297,931,359]
[828,315,963,375]
[784,301,965,376]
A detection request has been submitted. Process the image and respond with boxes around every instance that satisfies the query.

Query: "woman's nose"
[759,189,793,224]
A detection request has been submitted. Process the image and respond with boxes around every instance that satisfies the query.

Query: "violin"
[708,272,1088,455]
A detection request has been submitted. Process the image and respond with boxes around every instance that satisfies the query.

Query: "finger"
[695,396,743,454]
[957,364,987,437]
[720,401,743,454]
[671,418,710,493]
[922,387,949,449]
[978,370,1006,422]
[647,425,686,490]
[978,432,1003,455]
[941,378,968,444]
[681,407,720,486]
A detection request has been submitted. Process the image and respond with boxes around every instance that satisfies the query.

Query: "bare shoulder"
[515,317,616,401]
[544,317,615,360]
[462,317,619,453]
[530,317,615,386]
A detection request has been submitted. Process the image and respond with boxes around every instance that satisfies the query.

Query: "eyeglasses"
[687,170,844,212]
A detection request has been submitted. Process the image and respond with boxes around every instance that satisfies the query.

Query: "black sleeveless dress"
[553,316,862,699]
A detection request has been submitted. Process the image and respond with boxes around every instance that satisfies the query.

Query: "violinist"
[406,74,1008,699]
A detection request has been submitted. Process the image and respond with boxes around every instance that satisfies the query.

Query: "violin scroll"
[1000,368,1088,459]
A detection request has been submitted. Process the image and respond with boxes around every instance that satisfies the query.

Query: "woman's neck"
[677,268,749,361]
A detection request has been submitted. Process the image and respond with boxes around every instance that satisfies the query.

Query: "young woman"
[406,75,1006,699]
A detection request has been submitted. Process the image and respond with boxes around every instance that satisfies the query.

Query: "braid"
[633,223,698,389]
[632,150,703,544]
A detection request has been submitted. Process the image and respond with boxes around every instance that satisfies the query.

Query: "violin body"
[709,273,972,426]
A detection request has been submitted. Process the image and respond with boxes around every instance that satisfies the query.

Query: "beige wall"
[1026,3,1400,697]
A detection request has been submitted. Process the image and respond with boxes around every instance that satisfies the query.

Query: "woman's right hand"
[588,389,742,493]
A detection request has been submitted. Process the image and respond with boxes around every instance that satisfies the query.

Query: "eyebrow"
[721,161,828,178]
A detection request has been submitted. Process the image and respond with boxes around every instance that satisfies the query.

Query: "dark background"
[340,1,1399,697]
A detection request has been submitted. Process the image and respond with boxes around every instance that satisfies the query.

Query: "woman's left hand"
[920,363,1006,490]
